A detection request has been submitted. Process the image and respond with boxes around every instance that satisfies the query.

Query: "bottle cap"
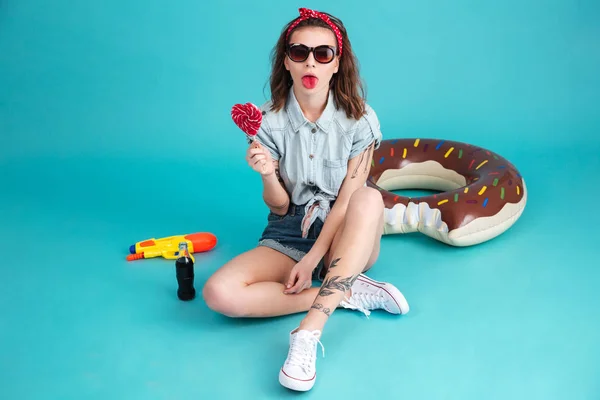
[178,241,189,256]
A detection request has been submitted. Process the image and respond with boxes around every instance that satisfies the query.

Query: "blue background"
[1,0,599,399]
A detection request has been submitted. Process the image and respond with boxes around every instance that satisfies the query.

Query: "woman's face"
[284,26,340,97]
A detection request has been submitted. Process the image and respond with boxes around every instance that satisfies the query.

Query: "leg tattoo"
[306,259,360,322]
[310,303,331,316]
[317,274,359,297]
[328,257,341,269]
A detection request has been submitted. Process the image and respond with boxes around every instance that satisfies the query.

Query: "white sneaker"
[279,329,325,392]
[340,274,410,316]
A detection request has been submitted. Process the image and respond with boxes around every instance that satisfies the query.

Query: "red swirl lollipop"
[231,102,262,143]
[231,102,267,173]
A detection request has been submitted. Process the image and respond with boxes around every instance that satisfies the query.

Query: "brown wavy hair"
[265,11,367,120]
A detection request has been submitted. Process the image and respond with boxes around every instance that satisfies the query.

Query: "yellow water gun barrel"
[126,232,217,261]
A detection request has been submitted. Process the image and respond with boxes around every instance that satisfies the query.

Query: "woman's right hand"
[246,141,274,176]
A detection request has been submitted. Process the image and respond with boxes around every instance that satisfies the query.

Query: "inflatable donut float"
[367,138,527,246]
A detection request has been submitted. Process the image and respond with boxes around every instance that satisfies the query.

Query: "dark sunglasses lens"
[289,45,309,61]
[314,46,334,63]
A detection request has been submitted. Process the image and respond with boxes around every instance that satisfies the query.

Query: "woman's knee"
[202,278,247,318]
[348,187,384,216]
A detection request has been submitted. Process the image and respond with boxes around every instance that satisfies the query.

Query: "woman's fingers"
[246,153,265,163]
[253,157,266,167]
[247,145,272,164]
[284,270,299,294]
[287,274,311,294]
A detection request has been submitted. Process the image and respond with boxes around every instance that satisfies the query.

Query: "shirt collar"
[286,88,336,133]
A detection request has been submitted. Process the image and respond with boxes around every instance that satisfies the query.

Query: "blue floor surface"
[1,1,599,399]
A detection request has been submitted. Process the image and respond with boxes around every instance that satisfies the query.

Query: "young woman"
[203,8,410,392]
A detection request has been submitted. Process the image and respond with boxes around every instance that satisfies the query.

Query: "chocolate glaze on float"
[367,138,527,246]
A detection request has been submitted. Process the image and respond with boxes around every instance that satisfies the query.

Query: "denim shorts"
[258,202,334,281]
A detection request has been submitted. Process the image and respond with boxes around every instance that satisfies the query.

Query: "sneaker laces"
[342,292,387,318]
[286,332,325,374]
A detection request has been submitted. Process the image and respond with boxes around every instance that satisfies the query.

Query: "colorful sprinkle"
[371,159,375,167]
[444,147,454,158]
[469,159,475,169]
[476,160,488,170]
[438,199,448,205]
[403,148,407,158]
[414,139,420,147]
[393,195,399,202]
[488,172,500,176]
[391,139,399,144]
[493,178,499,186]
[464,187,469,194]
[486,151,490,156]
[390,147,394,157]
[500,187,505,199]
[498,165,506,169]
[454,193,459,202]
[517,185,521,195]
[483,198,489,207]
[458,149,463,159]
[478,186,487,195]
[493,155,499,160]
[435,140,445,150]
[379,157,385,164]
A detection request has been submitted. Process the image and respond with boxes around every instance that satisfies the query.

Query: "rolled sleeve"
[349,105,383,159]
[255,117,280,161]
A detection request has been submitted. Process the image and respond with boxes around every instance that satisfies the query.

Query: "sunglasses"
[286,43,337,64]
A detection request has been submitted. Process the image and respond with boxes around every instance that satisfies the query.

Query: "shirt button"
[311,128,317,133]
[309,154,314,159]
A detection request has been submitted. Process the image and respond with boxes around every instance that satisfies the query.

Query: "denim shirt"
[256,89,382,237]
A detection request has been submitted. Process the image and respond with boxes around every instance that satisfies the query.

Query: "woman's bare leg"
[298,187,392,331]
[202,246,321,318]
[325,194,385,273]
[278,187,409,392]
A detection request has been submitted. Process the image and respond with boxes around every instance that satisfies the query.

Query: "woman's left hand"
[284,257,318,294]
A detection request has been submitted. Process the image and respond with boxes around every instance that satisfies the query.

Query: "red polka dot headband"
[286,7,343,56]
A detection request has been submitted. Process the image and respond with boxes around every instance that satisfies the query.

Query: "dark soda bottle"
[175,242,195,301]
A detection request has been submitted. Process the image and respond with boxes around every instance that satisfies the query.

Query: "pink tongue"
[302,76,318,89]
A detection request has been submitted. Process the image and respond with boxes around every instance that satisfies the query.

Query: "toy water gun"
[127,232,217,261]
